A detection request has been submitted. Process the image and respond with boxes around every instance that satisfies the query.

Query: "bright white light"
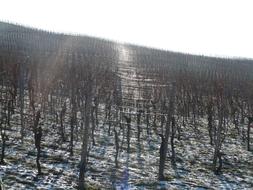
[1,0,253,58]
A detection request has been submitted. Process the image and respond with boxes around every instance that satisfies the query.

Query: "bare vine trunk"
[78,83,93,190]
[158,83,175,180]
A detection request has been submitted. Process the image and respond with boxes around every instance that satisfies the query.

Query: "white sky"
[1,0,253,58]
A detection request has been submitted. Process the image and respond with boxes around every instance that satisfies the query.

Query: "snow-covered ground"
[0,117,253,189]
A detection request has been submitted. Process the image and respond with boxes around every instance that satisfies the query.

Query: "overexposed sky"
[1,0,253,58]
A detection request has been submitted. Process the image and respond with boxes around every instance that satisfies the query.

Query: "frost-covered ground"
[0,117,253,189]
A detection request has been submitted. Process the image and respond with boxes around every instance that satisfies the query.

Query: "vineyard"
[0,21,253,189]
